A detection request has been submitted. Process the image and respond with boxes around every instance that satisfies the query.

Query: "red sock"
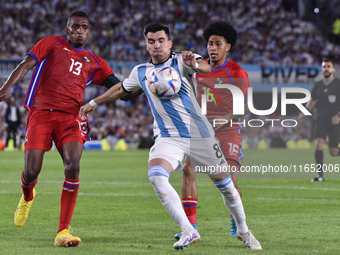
[21,171,37,201]
[182,197,197,224]
[57,178,79,233]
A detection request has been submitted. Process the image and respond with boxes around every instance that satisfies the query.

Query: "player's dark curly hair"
[322,58,334,65]
[203,21,237,50]
[144,22,170,40]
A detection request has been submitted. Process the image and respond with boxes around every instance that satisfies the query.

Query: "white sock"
[214,176,249,234]
[148,165,193,230]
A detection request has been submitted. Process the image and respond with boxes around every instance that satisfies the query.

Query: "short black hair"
[322,58,334,65]
[144,22,170,40]
[203,21,237,50]
[68,10,89,23]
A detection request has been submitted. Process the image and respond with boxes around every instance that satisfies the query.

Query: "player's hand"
[0,87,10,102]
[182,51,196,67]
[331,114,340,125]
[79,103,95,120]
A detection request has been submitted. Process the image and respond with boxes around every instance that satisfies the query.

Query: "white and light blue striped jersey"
[122,51,215,139]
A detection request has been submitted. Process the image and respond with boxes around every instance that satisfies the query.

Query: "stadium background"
[1,0,340,151]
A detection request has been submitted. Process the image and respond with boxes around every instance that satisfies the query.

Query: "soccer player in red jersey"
[0,10,121,247]
[175,20,251,240]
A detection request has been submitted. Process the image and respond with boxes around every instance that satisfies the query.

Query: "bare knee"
[315,139,324,151]
[64,158,80,179]
[329,148,339,157]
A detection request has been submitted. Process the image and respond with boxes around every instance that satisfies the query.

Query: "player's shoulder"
[226,59,248,77]
[35,35,66,45]
[43,35,66,43]
[314,78,324,86]
[226,59,244,70]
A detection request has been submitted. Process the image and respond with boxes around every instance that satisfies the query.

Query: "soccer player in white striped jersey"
[79,22,261,250]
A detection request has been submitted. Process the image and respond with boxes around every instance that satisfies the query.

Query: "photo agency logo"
[200,82,312,128]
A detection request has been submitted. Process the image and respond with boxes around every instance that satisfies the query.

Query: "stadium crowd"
[1,0,340,66]
[0,0,338,150]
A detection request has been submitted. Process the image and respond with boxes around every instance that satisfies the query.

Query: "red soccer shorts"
[216,129,243,168]
[24,110,89,152]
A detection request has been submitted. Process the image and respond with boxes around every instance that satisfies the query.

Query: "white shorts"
[149,136,230,175]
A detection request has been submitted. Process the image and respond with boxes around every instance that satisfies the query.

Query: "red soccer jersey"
[196,58,251,131]
[24,36,114,115]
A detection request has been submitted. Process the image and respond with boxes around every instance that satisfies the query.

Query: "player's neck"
[324,75,334,83]
[210,59,226,69]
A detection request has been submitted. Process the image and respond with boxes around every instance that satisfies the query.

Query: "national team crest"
[328,95,336,103]
[216,77,223,84]
[83,56,91,63]
[24,135,29,145]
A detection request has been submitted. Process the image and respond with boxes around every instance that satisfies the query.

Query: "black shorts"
[314,120,340,148]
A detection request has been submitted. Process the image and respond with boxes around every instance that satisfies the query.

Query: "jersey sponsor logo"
[328,95,336,103]
[63,47,71,51]
[83,56,91,63]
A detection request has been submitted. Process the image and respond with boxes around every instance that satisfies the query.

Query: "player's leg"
[228,160,241,237]
[191,137,261,249]
[175,158,198,240]
[53,113,88,247]
[327,122,340,157]
[148,138,200,250]
[14,110,52,227]
[210,172,261,249]
[14,149,44,226]
[312,121,328,182]
[313,138,325,181]
[54,141,82,247]
[218,131,243,237]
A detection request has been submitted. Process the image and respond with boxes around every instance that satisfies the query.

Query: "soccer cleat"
[14,188,36,227]
[173,228,200,250]
[174,223,197,240]
[54,226,81,247]
[230,214,237,237]
[311,175,324,182]
[237,230,262,250]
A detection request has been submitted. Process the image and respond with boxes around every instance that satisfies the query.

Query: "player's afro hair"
[203,21,237,50]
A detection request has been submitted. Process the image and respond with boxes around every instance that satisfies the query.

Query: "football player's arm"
[0,55,36,102]
[120,88,144,101]
[182,51,210,74]
[298,98,317,122]
[79,82,128,118]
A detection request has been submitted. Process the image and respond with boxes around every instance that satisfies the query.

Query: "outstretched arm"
[120,88,144,101]
[0,55,36,101]
[182,51,211,74]
[79,82,128,118]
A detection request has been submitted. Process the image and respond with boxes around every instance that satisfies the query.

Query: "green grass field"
[0,149,339,255]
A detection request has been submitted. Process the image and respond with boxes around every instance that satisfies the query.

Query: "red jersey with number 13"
[24,36,114,115]
[196,58,251,131]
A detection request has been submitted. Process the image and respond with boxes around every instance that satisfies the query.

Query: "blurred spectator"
[4,96,21,150]
[331,15,340,44]
[1,0,340,66]
[270,131,287,148]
